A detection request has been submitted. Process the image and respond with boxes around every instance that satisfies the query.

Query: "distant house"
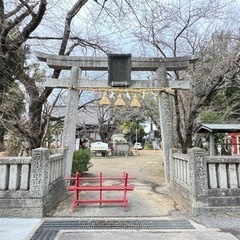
[51,105,117,148]
[142,120,161,149]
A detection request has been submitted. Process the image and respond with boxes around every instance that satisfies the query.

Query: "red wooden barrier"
[65,172,136,211]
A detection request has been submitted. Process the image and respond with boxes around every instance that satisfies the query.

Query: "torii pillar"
[62,66,81,177]
[156,67,173,183]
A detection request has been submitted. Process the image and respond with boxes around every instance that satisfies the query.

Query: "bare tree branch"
[59,0,88,56]
[11,0,47,51]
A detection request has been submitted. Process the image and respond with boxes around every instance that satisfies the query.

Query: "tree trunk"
[0,127,5,151]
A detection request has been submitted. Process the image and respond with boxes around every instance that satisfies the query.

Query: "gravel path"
[171,207,240,239]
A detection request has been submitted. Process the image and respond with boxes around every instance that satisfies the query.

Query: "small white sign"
[91,142,108,151]
[75,138,80,150]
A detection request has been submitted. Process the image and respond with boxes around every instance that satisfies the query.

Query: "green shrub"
[144,141,153,149]
[71,148,92,176]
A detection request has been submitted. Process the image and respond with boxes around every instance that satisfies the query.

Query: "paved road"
[1,216,240,240]
[55,230,238,240]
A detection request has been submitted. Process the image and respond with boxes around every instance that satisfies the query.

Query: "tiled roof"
[196,124,240,133]
[51,105,113,126]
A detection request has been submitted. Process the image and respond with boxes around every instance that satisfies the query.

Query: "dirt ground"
[88,149,166,186]
[50,149,179,218]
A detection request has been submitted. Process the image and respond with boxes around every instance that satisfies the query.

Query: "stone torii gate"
[36,52,196,181]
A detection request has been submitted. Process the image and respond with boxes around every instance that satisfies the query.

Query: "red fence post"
[123,173,128,208]
[72,172,79,212]
[100,172,102,207]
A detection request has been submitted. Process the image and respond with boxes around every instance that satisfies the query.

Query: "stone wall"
[170,148,240,216]
[0,148,67,217]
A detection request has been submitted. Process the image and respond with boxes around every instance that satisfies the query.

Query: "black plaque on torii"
[108,54,131,87]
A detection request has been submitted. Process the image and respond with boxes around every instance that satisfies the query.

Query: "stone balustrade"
[0,148,66,217]
[49,153,64,185]
[170,152,190,190]
[207,156,240,189]
[170,148,240,216]
[0,157,31,191]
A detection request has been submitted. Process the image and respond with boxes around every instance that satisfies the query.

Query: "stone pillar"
[0,165,8,190]
[8,165,20,190]
[209,133,215,156]
[169,148,179,182]
[62,66,81,177]
[156,66,174,183]
[30,148,50,197]
[188,148,208,201]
